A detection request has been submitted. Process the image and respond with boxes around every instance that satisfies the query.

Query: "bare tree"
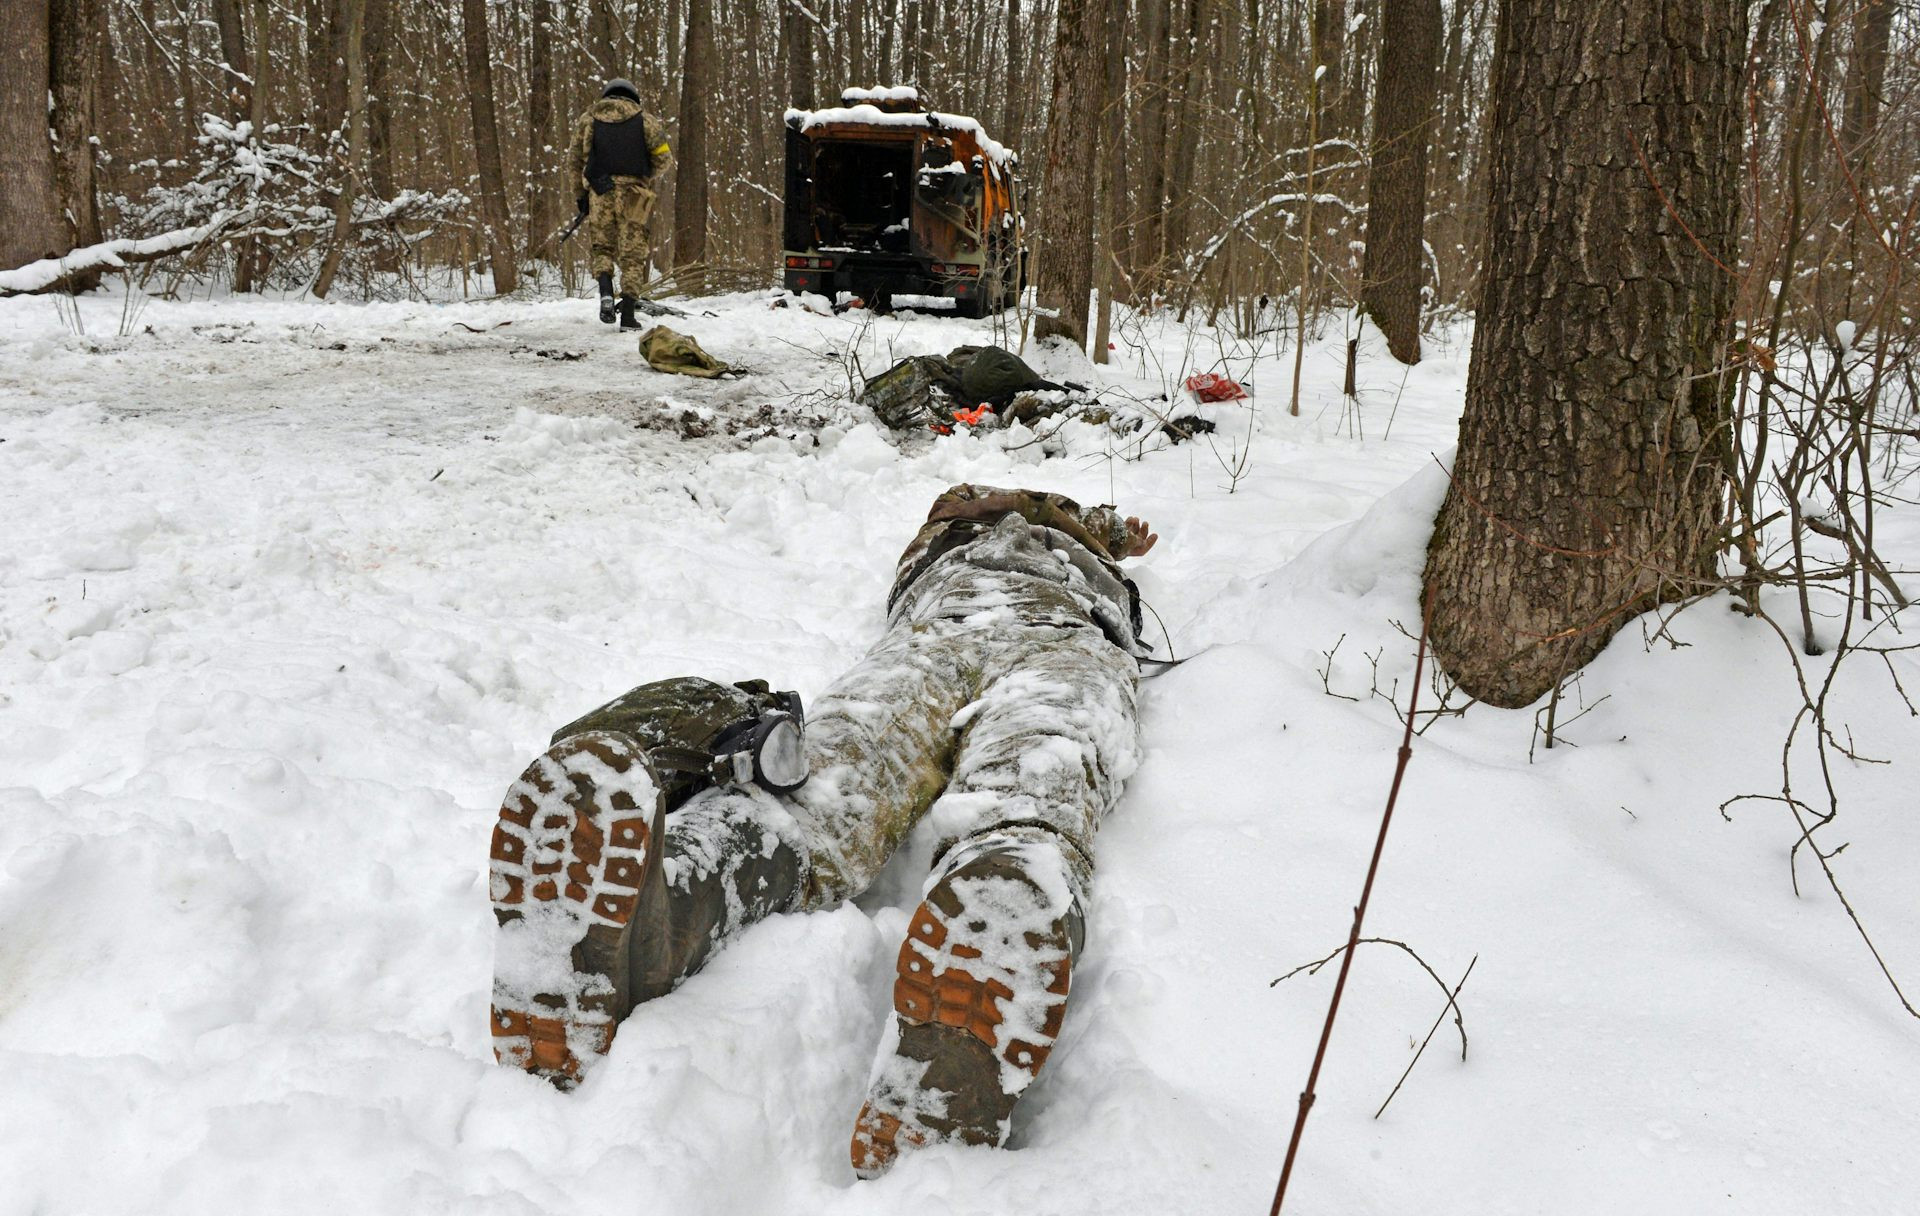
[0,0,63,272]
[525,0,555,249]
[674,0,715,292]
[783,0,813,108]
[1421,0,1748,707]
[14,0,1911,325]
[1034,0,1102,346]
[462,0,519,293]
[1359,0,1440,364]
[50,0,104,282]
[1092,0,1128,362]
[312,0,365,297]
[212,0,251,116]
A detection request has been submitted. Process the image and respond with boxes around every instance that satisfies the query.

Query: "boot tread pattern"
[489,732,656,1086]
[854,851,1076,1177]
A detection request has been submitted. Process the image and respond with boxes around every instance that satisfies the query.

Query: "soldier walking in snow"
[488,484,1157,1176]
[569,79,673,329]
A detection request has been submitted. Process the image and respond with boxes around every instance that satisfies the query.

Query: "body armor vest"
[586,114,655,193]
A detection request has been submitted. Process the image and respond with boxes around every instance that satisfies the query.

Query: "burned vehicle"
[782,87,1024,317]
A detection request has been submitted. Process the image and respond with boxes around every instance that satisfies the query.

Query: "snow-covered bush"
[107,115,468,295]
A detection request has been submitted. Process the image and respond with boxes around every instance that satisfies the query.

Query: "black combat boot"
[617,294,641,331]
[851,829,1087,1177]
[488,732,804,1087]
[596,272,616,324]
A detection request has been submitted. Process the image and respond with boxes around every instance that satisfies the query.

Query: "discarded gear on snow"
[637,325,742,378]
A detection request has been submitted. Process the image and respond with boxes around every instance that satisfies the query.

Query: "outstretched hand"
[1123,516,1158,558]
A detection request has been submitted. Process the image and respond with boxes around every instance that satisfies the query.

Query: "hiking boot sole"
[489,731,660,1087]
[851,849,1075,1177]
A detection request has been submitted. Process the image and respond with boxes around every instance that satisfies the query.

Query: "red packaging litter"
[1183,372,1250,402]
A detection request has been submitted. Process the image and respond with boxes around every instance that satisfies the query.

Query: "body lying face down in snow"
[486,483,1159,1176]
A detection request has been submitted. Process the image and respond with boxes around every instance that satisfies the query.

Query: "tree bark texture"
[588,0,616,79]
[0,0,63,270]
[783,0,813,108]
[1161,0,1203,267]
[674,0,715,291]
[1421,0,1747,708]
[1840,0,1895,161]
[524,0,554,247]
[461,0,518,293]
[312,0,365,298]
[312,0,348,138]
[50,0,104,270]
[1137,0,1169,273]
[212,0,251,116]
[1313,0,1347,141]
[366,0,396,201]
[1034,0,1101,346]
[1092,0,1128,361]
[1359,0,1440,364]
[1003,0,1023,151]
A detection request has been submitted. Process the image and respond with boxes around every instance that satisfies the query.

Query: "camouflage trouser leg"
[587,182,657,294]
[788,616,1141,912]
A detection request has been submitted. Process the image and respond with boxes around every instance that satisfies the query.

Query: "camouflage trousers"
[587,180,657,292]
[666,540,1142,920]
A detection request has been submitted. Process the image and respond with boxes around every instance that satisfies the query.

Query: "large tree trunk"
[1359,0,1441,364]
[674,0,714,293]
[312,0,365,298]
[213,0,251,116]
[1161,0,1203,270]
[1837,0,1894,324]
[236,0,271,292]
[1034,0,1103,346]
[1840,0,1894,159]
[50,0,103,283]
[902,0,920,84]
[311,0,347,140]
[1313,0,1347,143]
[524,0,554,249]
[1092,0,1128,361]
[587,0,616,79]
[1003,0,1023,151]
[1421,0,1747,708]
[784,0,813,108]
[1137,0,1169,278]
[462,0,518,294]
[366,0,395,200]
[0,0,63,271]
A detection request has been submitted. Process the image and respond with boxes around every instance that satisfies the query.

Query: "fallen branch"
[1375,955,1477,1120]
[1271,936,1469,1062]
[0,209,254,295]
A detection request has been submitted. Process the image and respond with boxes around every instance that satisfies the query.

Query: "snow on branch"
[1187,190,1365,274]
[34,113,471,294]
[0,211,252,294]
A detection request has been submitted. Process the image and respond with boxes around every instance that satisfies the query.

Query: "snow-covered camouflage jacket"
[887,485,1145,654]
[568,97,673,193]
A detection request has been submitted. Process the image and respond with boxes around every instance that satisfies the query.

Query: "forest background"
[2,0,1907,350]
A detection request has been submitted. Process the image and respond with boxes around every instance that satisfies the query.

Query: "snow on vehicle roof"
[841,85,921,104]
[784,105,1016,168]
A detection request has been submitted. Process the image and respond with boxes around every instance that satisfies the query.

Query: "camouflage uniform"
[568,96,673,292]
[491,484,1147,1171]
[787,485,1143,909]
[673,485,1147,1171]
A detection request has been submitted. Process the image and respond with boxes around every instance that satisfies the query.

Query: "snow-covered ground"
[2,287,1915,1215]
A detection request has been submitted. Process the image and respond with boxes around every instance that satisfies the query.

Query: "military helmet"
[602,78,642,103]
